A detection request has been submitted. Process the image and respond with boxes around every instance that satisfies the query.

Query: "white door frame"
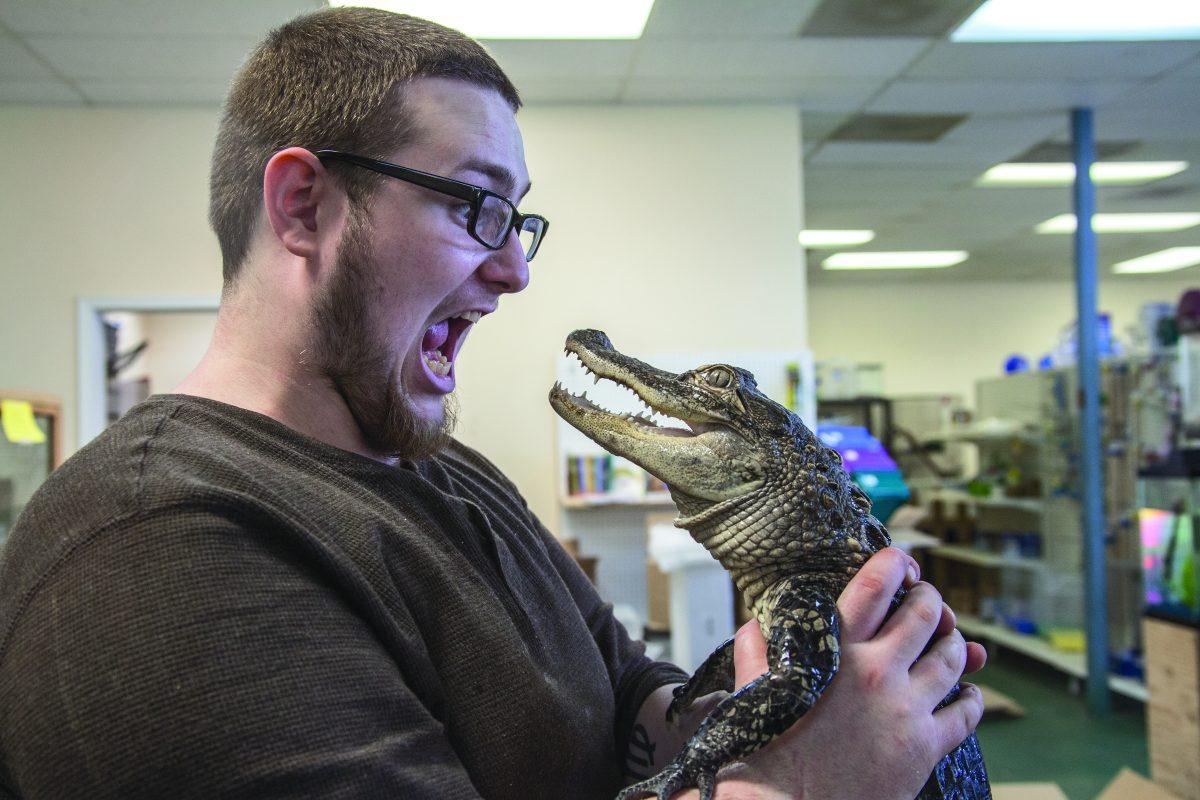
[76,295,219,449]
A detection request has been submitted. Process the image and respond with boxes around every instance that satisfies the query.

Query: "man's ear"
[262,147,338,259]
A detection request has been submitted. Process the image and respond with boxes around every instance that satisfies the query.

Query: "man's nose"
[479,230,530,294]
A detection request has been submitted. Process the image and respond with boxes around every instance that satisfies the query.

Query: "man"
[0,8,984,799]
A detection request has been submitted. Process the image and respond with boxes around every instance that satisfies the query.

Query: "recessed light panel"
[1036,213,1200,234]
[953,0,1200,41]
[328,0,656,39]
[978,162,1189,186]
[823,251,968,270]
[799,230,876,248]
[1114,247,1200,274]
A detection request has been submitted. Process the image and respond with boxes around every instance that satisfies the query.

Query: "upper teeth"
[455,310,483,323]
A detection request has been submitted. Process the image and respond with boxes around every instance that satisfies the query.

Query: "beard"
[310,209,457,461]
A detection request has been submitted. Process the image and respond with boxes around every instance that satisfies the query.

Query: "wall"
[808,276,1200,405]
[0,104,807,532]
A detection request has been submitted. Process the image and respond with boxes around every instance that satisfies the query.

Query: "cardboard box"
[1095,768,1183,800]
[1143,616,1200,799]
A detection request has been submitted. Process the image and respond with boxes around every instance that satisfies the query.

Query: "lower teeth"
[424,351,451,377]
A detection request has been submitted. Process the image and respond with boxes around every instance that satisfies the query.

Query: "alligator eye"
[705,368,733,388]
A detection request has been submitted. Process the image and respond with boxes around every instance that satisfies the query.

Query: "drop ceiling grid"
[641,0,822,39]
[904,41,1200,80]
[0,0,323,37]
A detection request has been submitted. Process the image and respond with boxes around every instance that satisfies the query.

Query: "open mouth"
[421,310,483,378]
[551,347,711,440]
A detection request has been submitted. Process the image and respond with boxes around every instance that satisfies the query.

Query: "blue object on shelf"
[1004,615,1038,635]
[1004,354,1029,374]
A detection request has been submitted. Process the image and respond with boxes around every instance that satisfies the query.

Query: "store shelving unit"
[956,614,1147,702]
[911,366,1147,701]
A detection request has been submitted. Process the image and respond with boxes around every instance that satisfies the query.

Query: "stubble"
[310,208,457,460]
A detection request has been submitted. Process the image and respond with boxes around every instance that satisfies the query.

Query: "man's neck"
[174,302,391,464]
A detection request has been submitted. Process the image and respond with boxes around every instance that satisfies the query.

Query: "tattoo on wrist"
[623,723,657,781]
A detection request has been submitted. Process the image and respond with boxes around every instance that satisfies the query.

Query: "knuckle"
[855,659,891,694]
[908,586,941,627]
[934,636,965,680]
[854,573,886,597]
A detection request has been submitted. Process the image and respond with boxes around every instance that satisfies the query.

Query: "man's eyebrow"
[454,158,532,201]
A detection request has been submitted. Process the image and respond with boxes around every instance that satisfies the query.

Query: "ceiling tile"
[0,0,322,37]
[0,27,56,79]
[631,37,930,80]
[0,78,84,104]
[800,111,851,146]
[75,79,230,105]
[641,0,822,39]
[868,78,1139,114]
[621,76,882,110]
[484,41,635,80]
[808,139,1020,167]
[516,78,624,104]
[907,41,1200,80]
[24,35,258,81]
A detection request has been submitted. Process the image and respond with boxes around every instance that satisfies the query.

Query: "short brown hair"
[209,7,521,285]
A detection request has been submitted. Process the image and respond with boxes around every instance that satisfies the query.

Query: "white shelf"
[929,544,1043,570]
[561,493,675,510]
[925,488,1043,513]
[956,614,1147,702]
[922,421,1042,446]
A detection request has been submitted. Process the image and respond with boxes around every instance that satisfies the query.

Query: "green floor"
[975,652,1149,799]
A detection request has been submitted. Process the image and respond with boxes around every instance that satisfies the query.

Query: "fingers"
[935,602,956,639]
[732,619,768,690]
[930,682,984,759]
[838,548,916,643]
[909,629,967,710]
[964,641,987,674]
[876,581,944,666]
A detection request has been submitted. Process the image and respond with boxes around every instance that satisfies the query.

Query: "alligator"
[548,329,990,800]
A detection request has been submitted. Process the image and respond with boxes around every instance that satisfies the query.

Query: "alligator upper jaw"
[548,329,762,502]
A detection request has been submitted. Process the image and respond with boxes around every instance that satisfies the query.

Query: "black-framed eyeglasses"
[315,149,548,262]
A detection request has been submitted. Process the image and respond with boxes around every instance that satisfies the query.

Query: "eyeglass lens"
[476,194,542,259]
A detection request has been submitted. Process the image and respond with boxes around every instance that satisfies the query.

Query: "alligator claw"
[665,686,691,726]
[616,762,716,800]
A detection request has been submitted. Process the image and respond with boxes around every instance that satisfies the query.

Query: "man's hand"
[707,547,986,800]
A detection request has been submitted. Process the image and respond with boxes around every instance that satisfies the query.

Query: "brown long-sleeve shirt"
[0,395,685,799]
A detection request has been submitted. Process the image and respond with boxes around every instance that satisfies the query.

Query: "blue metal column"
[1071,107,1111,715]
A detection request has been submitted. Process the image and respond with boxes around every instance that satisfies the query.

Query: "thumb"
[733,619,768,689]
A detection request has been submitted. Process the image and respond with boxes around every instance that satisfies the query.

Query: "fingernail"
[906,561,919,584]
[943,602,956,625]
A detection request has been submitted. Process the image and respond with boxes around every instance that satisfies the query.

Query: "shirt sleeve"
[525,511,689,760]
[0,508,485,800]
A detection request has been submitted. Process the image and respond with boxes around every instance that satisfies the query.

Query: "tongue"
[422,320,449,353]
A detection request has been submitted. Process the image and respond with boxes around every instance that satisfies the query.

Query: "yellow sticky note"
[1,399,47,445]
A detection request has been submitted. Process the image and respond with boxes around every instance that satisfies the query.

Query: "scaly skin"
[549,329,990,800]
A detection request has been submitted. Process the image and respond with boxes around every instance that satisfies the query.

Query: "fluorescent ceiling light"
[953,0,1200,41]
[1114,247,1200,274]
[978,162,1189,186]
[823,251,969,270]
[328,0,656,39]
[1036,213,1200,234]
[799,229,875,248]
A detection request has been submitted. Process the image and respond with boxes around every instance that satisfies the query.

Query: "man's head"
[210,9,536,460]
[210,7,520,284]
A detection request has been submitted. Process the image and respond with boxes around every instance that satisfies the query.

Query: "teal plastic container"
[851,469,910,524]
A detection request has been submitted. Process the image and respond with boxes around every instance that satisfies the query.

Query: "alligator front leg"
[666,637,735,725]
[618,588,839,800]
